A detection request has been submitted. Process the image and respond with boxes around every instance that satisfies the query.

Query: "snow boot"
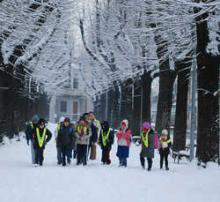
[140,154,145,169]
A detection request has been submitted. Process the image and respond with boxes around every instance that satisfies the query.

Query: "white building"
[49,70,93,123]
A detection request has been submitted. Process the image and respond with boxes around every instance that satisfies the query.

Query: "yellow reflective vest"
[141,130,150,148]
[101,129,110,146]
[36,128,47,148]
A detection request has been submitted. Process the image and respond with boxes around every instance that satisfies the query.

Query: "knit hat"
[31,114,39,124]
[64,117,70,123]
[38,118,46,126]
[161,129,168,135]
[59,116,65,123]
[101,121,109,131]
[143,122,151,129]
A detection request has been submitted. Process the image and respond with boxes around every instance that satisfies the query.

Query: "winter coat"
[57,125,74,148]
[25,122,37,144]
[116,129,131,146]
[98,129,114,149]
[32,127,52,149]
[75,124,91,145]
[89,121,98,144]
[159,135,172,155]
[140,129,155,158]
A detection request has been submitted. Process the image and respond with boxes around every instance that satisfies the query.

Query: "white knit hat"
[59,116,65,123]
[161,129,168,135]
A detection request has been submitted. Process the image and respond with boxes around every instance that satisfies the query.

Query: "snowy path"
[0,123,220,202]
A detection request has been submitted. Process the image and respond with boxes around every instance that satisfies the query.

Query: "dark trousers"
[57,147,62,164]
[119,158,127,167]
[61,146,71,166]
[77,144,88,165]
[101,147,111,164]
[160,151,169,169]
[35,147,44,166]
[140,154,153,170]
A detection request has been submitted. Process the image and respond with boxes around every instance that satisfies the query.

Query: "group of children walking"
[25,112,172,170]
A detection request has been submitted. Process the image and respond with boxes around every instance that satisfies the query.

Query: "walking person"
[32,118,52,166]
[116,119,131,167]
[25,114,39,164]
[140,122,156,171]
[98,121,114,165]
[54,117,64,165]
[75,117,91,166]
[159,129,172,170]
[57,117,74,166]
[88,112,100,160]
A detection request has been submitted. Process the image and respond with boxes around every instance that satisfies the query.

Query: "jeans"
[31,143,35,164]
[57,147,62,164]
[61,146,71,166]
[35,147,44,166]
[77,144,88,165]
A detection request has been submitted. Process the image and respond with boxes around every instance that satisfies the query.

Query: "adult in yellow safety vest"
[140,122,155,171]
[32,118,52,166]
[159,129,172,170]
[98,121,114,165]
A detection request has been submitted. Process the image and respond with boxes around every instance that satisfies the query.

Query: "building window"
[73,78,79,89]
[73,101,78,114]
[60,101,67,113]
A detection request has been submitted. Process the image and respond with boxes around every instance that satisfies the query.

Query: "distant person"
[140,122,156,171]
[88,112,100,160]
[98,121,114,165]
[75,117,91,166]
[159,129,172,170]
[54,117,65,165]
[57,117,74,166]
[116,119,131,167]
[32,118,52,166]
[25,114,39,164]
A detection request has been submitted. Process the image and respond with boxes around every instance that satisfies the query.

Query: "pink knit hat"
[143,122,151,129]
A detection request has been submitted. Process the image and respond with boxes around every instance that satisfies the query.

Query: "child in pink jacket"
[116,119,131,167]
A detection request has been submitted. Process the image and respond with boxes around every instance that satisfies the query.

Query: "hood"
[143,122,151,129]
[121,119,129,130]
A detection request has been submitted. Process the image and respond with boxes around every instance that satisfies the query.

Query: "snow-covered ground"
[0,123,220,202]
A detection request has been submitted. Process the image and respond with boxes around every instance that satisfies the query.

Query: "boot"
[140,155,145,169]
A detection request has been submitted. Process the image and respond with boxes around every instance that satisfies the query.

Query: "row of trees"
[78,0,220,163]
[0,0,62,141]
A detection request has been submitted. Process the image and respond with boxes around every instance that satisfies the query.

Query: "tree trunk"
[154,32,177,134]
[132,80,142,136]
[155,68,176,134]
[196,8,220,162]
[141,71,152,123]
[173,59,191,151]
[120,80,133,127]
